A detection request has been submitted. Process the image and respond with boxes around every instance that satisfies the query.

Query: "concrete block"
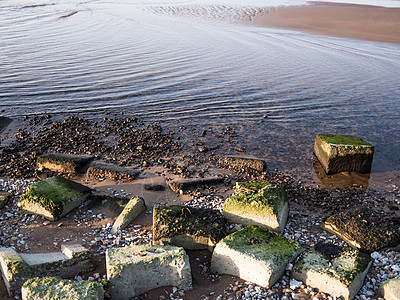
[37,153,93,174]
[87,161,139,181]
[168,177,224,194]
[110,196,146,234]
[378,278,400,300]
[219,156,266,173]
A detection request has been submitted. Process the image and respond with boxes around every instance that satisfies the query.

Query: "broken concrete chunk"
[211,225,302,288]
[0,191,11,209]
[21,277,104,300]
[219,156,266,173]
[106,244,192,300]
[110,196,146,234]
[153,205,227,250]
[378,278,400,300]
[37,153,93,174]
[87,161,140,181]
[322,206,400,252]
[18,176,92,221]
[168,177,224,194]
[293,243,372,300]
[61,244,90,260]
[314,134,374,174]
[223,182,288,233]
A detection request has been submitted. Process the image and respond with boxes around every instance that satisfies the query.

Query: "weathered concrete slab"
[223,182,288,233]
[0,244,91,296]
[211,225,302,288]
[37,153,93,174]
[153,205,227,250]
[168,177,224,194]
[110,196,146,234]
[21,277,103,300]
[322,206,400,252]
[314,134,374,174]
[18,176,92,221]
[219,156,266,173]
[106,244,192,300]
[0,191,11,209]
[378,278,400,300]
[293,243,372,300]
[87,161,140,181]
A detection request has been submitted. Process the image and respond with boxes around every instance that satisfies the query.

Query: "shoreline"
[244,2,400,44]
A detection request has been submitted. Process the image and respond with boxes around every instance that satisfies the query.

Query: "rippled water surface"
[1,0,400,186]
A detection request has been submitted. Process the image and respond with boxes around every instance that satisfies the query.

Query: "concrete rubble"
[37,153,93,175]
[110,196,146,234]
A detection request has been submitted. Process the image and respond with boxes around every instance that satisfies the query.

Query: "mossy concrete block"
[37,153,93,174]
[153,205,227,251]
[87,161,140,181]
[18,176,92,221]
[378,278,400,300]
[61,244,90,260]
[322,206,400,252]
[219,156,266,173]
[110,196,146,234]
[314,134,374,174]
[211,225,302,288]
[223,182,288,233]
[21,277,104,300]
[168,177,224,194]
[292,243,372,300]
[0,191,12,209]
[106,244,192,299]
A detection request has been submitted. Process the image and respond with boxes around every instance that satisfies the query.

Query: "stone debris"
[21,277,104,300]
[0,191,11,209]
[322,206,400,252]
[86,161,140,181]
[218,156,266,173]
[293,243,372,300]
[17,176,92,221]
[153,205,227,250]
[110,196,146,234]
[106,244,192,300]
[211,225,302,288]
[168,177,224,194]
[223,182,288,233]
[378,277,400,300]
[314,134,374,174]
[37,153,93,175]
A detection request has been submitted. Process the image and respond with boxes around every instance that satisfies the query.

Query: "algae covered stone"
[211,225,302,288]
[293,243,372,300]
[223,182,288,233]
[106,244,192,300]
[378,278,400,300]
[110,196,146,234]
[37,153,93,174]
[153,205,227,250]
[314,134,374,174]
[21,277,103,300]
[18,176,92,221]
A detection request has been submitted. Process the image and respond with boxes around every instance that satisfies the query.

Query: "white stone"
[378,278,400,300]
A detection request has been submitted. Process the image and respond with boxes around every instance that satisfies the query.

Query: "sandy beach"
[246,2,400,44]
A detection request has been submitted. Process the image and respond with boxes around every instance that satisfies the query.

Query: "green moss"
[317,134,372,147]
[101,279,110,292]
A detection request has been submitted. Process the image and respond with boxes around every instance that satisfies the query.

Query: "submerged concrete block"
[314,134,374,174]
[223,182,288,233]
[106,244,192,299]
[87,161,140,181]
[37,153,93,174]
[110,196,146,234]
[18,176,92,221]
[219,156,266,173]
[211,225,302,288]
[0,191,11,209]
[21,277,103,300]
[293,243,372,300]
[168,177,224,194]
[378,278,400,300]
[153,205,227,250]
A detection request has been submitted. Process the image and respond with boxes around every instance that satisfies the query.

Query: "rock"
[17,176,92,221]
[322,206,400,252]
[219,156,266,173]
[0,191,11,209]
[144,184,165,191]
[87,161,140,181]
[168,177,224,194]
[378,278,400,300]
[292,243,372,300]
[223,182,288,233]
[110,196,146,234]
[211,225,302,288]
[106,244,192,300]
[153,205,227,251]
[0,116,11,133]
[21,277,104,300]
[314,134,374,174]
[198,146,208,153]
[37,153,93,174]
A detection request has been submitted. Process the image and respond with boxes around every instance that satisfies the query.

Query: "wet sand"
[246,2,400,44]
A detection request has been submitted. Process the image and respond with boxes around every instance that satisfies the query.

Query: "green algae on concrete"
[106,244,192,300]
[223,182,288,233]
[378,278,400,300]
[293,244,372,300]
[153,205,227,250]
[314,134,374,174]
[21,277,103,300]
[37,153,93,174]
[18,176,92,221]
[211,225,302,288]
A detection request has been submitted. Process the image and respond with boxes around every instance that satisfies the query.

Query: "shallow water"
[1,0,400,188]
